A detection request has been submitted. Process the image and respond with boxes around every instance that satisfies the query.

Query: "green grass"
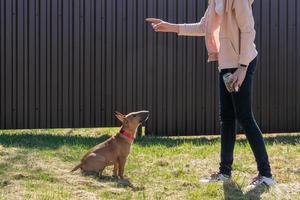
[0,128,299,200]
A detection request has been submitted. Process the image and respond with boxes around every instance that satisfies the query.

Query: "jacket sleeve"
[234,0,257,66]
[177,7,209,37]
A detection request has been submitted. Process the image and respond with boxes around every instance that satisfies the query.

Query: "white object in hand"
[223,73,234,93]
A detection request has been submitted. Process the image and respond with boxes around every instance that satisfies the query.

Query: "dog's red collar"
[120,129,135,142]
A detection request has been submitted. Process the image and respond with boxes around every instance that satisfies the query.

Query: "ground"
[0,128,299,200]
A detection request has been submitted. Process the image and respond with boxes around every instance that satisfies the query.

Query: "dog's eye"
[132,114,136,118]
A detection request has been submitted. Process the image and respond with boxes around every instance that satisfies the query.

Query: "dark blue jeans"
[219,58,272,177]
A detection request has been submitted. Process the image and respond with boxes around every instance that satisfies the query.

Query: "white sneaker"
[246,175,276,190]
[200,172,230,183]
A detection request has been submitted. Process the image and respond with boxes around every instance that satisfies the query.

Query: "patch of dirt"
[108,187,127,194]
[189,159,202,167]
[1,182,24,200]
[72,190,98,200]
[0,147,18,158]
[271,182,300,196]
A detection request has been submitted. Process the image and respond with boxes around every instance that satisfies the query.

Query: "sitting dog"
[71,110,149,179]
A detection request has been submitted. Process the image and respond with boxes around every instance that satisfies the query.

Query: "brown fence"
[0,0,300,135]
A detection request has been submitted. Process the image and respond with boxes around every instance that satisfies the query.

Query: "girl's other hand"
[145,18,179,33]
[230,67,247,92]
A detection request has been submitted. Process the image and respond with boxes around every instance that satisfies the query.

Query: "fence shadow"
[0,133,110,149]
[0,132,299,150]
[135,134,300,147]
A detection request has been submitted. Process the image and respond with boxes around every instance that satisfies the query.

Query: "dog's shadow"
[82,172,144,191]
[223,181,269,200]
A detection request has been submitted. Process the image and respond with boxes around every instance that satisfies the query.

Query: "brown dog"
[71,110,149,179]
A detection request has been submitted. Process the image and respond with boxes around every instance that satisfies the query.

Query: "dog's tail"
[70,163,82,172]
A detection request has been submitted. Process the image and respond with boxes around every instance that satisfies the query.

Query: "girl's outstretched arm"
[145,6,209,37]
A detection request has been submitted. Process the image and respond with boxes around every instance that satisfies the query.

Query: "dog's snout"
[137,110,150,123]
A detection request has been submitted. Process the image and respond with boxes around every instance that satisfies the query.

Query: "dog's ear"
[115,111,124,116]
[115,111,125,122]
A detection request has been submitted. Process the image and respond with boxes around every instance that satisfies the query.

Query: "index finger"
[145,18,162,24]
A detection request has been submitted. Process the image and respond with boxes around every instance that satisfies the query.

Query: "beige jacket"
[178,0,257,70]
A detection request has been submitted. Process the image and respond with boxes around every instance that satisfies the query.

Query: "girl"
[146,0,275,189]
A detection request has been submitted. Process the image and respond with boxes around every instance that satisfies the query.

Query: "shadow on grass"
[0,133,110,149]
[98,175,144,191]
[82,172,143,191]
[136,134,300,147]
[0,132,299,149]
[223,181,269,200]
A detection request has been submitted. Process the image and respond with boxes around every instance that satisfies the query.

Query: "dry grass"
[0,129,299,200]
